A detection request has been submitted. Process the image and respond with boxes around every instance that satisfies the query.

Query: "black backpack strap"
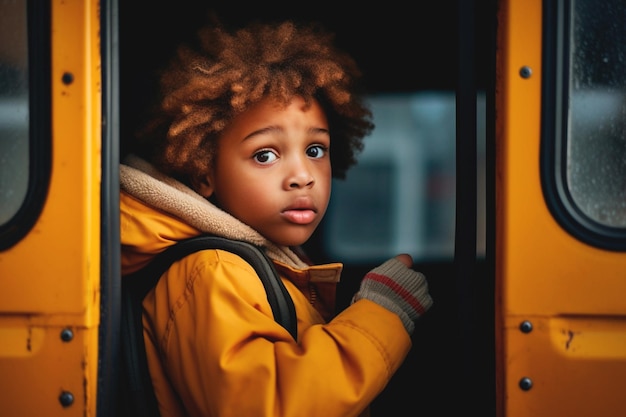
[120,235,297,417]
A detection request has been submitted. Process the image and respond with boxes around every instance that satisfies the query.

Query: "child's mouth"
[281,209,316,225]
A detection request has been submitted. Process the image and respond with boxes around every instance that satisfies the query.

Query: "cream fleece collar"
[120,155,308,269]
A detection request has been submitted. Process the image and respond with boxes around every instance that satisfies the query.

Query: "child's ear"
[194,176,214,198]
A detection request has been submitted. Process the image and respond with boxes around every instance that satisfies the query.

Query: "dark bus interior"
[119,2,497,415]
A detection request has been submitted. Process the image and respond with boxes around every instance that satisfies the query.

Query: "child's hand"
[352,255,433,335]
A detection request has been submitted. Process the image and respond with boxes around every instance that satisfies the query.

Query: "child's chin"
[266,230,314,248]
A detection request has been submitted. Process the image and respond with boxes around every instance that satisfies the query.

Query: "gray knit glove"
[352,257,433,335]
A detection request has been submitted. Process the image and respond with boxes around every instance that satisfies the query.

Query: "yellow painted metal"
[0,0,102,416]
[496,0,626,416]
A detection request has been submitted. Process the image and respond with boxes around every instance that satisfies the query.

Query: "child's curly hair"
[134,19,374,188]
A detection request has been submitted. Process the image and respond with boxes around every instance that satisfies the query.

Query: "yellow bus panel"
[0,1,102,415]
[496,0,626,416]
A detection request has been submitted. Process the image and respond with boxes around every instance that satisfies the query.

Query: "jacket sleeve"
[143,249,412,417]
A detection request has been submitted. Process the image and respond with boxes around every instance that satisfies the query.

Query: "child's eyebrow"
[311,127,331,136]
[242,126,281,141]
[242,126,330,141]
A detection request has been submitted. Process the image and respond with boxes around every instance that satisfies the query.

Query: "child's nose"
[285,158,315,189]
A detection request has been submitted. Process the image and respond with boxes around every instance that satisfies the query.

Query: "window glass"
[568,0,626,227]
[0,2,29,225]
[324,91,486,263]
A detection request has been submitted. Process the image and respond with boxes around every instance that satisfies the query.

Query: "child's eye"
[253,149,278,164]
[306,145,328,159]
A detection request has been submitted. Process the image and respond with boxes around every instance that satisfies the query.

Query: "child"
[120,18,433,417]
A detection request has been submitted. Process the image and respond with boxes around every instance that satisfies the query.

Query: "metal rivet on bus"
[62,72,74,85]
[519,66,532,79]
[519,320,533,333]
[60,328,74,342]
[59,391,74,407]
[519,377,533,391]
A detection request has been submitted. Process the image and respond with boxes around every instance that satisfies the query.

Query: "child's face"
[199,96,332,247]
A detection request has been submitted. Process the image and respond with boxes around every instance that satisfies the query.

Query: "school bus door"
[0,1,120,416]
[496,0,626,416]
